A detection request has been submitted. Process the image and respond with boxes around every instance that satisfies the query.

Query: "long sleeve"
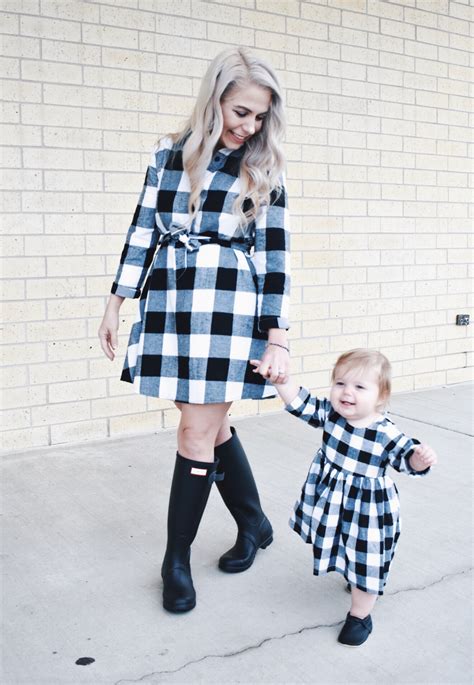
[285,386,331,429]
[384,422,429,477]
[111,144,167,299]
[251,179,291,332]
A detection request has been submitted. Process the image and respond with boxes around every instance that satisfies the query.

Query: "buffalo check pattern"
[286,387,429,595]
[112,136,290,403]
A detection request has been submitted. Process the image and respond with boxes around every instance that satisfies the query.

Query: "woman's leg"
[177,401,232,462]
[161,402,231,613]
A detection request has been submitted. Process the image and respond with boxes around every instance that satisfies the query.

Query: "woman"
[98,47,291,613]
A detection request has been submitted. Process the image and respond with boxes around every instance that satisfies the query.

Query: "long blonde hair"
[172,46,286,230]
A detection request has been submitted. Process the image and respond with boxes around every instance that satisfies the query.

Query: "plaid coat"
[112,136,290,403]
[286,387,429,595]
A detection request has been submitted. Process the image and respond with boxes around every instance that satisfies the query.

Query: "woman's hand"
[252,342,289,384]
[409,444,438,471]
[98,295,123,361]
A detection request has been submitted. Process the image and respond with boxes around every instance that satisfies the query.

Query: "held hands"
[409,444,438,471]
[250,342,290,384]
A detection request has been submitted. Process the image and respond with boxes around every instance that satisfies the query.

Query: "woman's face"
[218,82,271,149]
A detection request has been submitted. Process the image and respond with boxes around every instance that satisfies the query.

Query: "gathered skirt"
[121,241,276,404]
[289,450,401,595]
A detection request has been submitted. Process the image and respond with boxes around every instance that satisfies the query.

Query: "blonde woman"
[98,47,290,613]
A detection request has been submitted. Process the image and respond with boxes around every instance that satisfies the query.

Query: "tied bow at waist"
[159,224,252,255]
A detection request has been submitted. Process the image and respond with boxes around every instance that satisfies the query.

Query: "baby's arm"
[250,360,330,428]
[409,444,438,471]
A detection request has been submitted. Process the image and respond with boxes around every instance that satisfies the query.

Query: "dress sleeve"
[111,141,169,299]
[384,422,429,477]
[284,386,331,429]
[251,177,291,332]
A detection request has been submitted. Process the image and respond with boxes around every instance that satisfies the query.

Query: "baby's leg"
[350,587,377,618]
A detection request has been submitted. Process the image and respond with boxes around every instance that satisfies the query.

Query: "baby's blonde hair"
[331,349,392,406]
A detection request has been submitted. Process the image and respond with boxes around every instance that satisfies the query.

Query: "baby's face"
[330,365,383,427]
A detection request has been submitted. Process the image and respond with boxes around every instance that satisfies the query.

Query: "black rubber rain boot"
[161,453,222,613]
[215,427,273,573]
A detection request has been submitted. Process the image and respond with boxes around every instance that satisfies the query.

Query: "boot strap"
[209,471,224,483]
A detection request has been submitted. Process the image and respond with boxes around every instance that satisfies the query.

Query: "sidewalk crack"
[114,619,340,685]
[115,566,472,685]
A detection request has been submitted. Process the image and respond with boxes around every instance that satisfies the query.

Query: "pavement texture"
[2,383,473,685]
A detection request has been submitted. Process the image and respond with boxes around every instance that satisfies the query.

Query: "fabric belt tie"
[158,224,252,273]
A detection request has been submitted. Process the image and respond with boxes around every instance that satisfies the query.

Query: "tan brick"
[109,410,163,436]
[42,39,101,65]
[2,300,45,323]
[343,315,380,334]
[446,367,473,384]
[0,11,19,34]
[46,337,99,362]
[1,427,49,452]
[329,267,367,284]
[1,408,31,431]
[43,127,102,150]
[21,59,82,84]
[1,35,40,60]
[24,148,83,170]
[84,65,138,90]
[49,379,107,404]
[32,400,91,426]
[29,360,87,386]
[256,30,299,54]
[44,171,102,193]
[2,147,22,168]
[0,280,25,302]
[24,235,84,256]
[1,385,46,411]
[0,123,41,146]
[26,319,86,342]
[46,256,104,278]
[3,342,46,366]
[0,234,24,257]
[49,419,107,445]
[161,407,179,429]
[414,371,446,389]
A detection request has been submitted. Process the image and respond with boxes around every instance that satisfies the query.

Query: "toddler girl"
[252,348,437,646]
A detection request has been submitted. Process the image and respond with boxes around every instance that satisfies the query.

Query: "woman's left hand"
[254,343,290,384]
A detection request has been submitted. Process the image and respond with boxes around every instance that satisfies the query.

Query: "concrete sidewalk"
[2,384,472,685]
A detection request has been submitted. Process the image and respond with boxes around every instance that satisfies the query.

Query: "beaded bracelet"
[266,342,290,353]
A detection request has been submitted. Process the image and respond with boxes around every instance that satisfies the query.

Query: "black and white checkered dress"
[112,136,290,403]
[286,387,429,595]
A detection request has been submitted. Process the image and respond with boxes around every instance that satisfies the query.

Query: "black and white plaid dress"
[112,136,290,403]
[287,387,429,595]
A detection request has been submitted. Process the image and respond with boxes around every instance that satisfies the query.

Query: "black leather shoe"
[338,613,373,646]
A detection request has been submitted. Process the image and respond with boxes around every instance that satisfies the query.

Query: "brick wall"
[1,0,472,451]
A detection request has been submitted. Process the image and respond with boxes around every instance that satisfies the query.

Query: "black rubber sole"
[163,598,196,613]
[218,534,274,574]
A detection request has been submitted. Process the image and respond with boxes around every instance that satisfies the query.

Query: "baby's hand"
[409,444,437,471]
